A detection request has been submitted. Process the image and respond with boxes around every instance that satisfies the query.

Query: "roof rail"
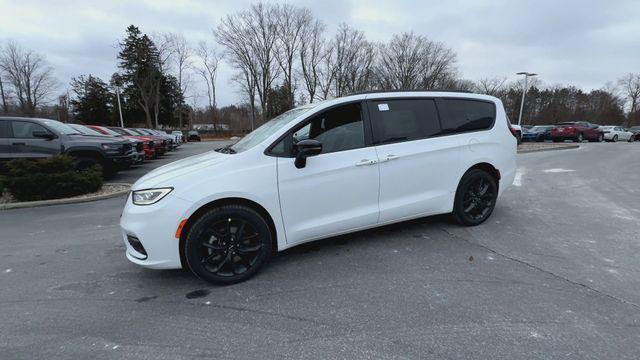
[348,89,475,96]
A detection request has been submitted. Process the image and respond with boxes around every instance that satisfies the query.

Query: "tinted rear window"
[368,99,441,144]
[441,99,495,133]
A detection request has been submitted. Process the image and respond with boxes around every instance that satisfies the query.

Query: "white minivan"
[120,91,517,284]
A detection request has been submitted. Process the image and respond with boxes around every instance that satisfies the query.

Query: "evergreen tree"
[70,75,114,125]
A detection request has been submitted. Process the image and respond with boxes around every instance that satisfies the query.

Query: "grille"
[136,142,143,152]
[122,143,132,155]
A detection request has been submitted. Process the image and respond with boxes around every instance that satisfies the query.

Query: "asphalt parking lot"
[1,142,639,359]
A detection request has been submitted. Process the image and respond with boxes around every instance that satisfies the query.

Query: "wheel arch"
[464,162,501,192]
[178,197,278,269]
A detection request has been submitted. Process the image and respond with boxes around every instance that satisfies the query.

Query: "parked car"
[187,130,201,142]
[120,91,517,285]
[126,128,169,156]
[105,127,159,160]
[0,117,133,176]
[629,126,640,141]
[598,126,635,142]
[169,130,184,144]
[522,125,553,142]
[550,121,603,142]
[86,125,159,160]
[69,124,145,165]
[136,128,176,151]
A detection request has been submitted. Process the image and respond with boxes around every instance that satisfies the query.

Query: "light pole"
[516,72,537,126]
[115,86,124,128]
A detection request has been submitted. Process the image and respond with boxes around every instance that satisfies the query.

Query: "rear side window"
[0,121,11,138]
[441,99,495,134]
[368,99,441,144]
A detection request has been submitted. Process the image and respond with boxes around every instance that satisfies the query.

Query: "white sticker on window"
[378,103,389,111]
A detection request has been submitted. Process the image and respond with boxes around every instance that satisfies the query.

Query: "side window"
[278,102,365,155]
[441,99,496,133]
[11,121,49,138]
[0,121,11,138]
[368,99,441,144]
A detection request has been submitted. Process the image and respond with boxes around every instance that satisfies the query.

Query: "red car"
[87,125,158,160]
[550,122,604,143]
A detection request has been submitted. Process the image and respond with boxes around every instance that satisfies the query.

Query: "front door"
[276,102,380,245]
[10,120,60,158]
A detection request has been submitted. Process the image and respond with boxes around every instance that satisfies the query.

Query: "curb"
[0,183,132,210]
[517,144,580,154]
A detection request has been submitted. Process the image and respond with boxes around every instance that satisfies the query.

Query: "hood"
[133,150,230,190]
[66,134,128,145]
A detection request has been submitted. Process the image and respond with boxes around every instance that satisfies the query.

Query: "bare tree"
[299,20,325,103]
[275,4,312,106]
[474,76,507,97]
[376,32,457,91]
[0,71,8,113]
[618,73,640,125]
[195,41,222,112]
[0,40,57,116]
[331,24,374,97]
[217,3,281,120]
[163,33,192,128]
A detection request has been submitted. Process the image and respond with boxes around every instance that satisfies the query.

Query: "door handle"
[12,142,25,146]
[355,159,378,166]
[380,154,400,162]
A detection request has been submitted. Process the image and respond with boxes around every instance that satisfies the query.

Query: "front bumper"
[120,192,193,269]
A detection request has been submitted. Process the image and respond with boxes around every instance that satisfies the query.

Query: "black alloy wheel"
[184,205,272,285]
[453,169,498,226]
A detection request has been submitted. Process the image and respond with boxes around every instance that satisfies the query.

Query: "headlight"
[102,143,122,151]
[132,188,173,205]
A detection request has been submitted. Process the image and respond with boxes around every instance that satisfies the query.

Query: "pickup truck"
[0,117,134,176]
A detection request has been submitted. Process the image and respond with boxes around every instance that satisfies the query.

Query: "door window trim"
[264,100,374,158]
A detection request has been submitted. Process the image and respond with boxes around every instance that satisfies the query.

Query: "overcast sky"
[1,0,639,107]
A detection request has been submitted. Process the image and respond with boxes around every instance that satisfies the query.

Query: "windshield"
[95,127,122,136]
[70,124,104,136]
[230,106,315,153]
[42,120,81,135]
[108,127,129,136]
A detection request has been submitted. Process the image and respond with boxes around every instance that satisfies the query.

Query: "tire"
[452,169,498,226]
[612,135,618,142]
[597,134,604,142]
[574,133,583,143]
[74,155,104,173]
[628,135,634,142]
[184,205,273,285]
[553,139,561,143]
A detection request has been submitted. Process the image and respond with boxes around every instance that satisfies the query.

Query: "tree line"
[1,2,640,130]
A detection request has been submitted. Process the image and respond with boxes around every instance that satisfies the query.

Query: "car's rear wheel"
[597,134,604,142]
[452,169,498,226]
[184,205,272,285]
[575,133,583,143]
[628,135,634,142]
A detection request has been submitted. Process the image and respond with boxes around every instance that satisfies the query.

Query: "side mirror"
[294,139,322,169]
[32,130,55,140]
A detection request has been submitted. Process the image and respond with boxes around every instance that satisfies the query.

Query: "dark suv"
[0,117,134,175]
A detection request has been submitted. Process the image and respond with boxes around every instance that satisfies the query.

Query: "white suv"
[120,91,517,284]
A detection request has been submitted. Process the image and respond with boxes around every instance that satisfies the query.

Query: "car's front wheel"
[184,205,272,285]
[452,169,498,226]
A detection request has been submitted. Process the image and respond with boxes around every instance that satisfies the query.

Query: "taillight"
[509,127,519,139]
